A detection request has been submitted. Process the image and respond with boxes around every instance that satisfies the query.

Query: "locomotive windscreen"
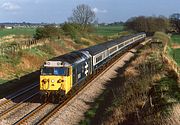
[41,67,69,76]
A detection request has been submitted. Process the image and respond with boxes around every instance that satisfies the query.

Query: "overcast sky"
[0,0,180,23]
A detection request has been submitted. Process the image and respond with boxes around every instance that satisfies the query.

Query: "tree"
[68,4,96,30]
[170,13,180,33]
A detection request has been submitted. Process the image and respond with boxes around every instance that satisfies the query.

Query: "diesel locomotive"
[40,33,146,98]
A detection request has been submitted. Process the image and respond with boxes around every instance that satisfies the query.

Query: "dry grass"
[18,53,44,70]
[124,66,139,78]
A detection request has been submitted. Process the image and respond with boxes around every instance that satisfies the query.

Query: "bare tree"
[68,4,95,30]
[170,13,180,33]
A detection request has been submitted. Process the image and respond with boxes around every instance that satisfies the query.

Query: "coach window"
[96,55,102,63]
[110,47,117,54]
[118,44,123,49]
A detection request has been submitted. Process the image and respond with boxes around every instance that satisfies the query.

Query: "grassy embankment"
[0,25,126,84]
[80,32,180,125]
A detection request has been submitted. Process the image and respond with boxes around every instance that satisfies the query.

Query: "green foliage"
[62,23,79,38]
[0,52,22,66]
[0,28,36,38]
[171,34,180,44]
[151,77,180,116]
[0,79,8,84]
[168,48,180,65]
[26,45,54,58]
[34,25,60,39]
[37,44,55,55]
[173,48,180,65]
[168,47,174,57]
[61,23,88,44]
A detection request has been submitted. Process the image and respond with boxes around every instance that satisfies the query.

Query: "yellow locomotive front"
[40,61,73,96]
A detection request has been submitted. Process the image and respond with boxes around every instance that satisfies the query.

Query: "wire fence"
[0,39,49,55]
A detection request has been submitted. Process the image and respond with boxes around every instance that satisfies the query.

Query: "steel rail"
[13,103,49,125]
[0,92,39,119]
[0,83,39,108]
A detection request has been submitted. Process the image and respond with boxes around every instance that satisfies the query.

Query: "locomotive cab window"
[41,67,53,75]
[41,67,69,76]
[54,67,69,76]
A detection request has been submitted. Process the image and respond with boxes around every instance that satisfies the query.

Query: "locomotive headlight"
[51,79,55,83]
[57,62,61,65]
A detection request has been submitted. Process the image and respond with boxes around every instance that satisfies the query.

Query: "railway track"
[0,92,39,119]
[0,83,39,108]
[1,38,151,125]
[13,103,50,125]
[0,83,40,123]
[0,85,39,115]
[11,39,151,125]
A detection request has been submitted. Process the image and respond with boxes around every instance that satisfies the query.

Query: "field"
[169,48,180,65]
[170,34,180,65]
[0,28,36,38]
[94,25,124,36]
[171,34,180,44]
[173,48,180,65]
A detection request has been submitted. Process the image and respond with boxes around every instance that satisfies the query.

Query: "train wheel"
[51,95,54,103]
[41,94,48,103]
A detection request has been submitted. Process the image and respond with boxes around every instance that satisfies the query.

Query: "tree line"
[34,4,180,39]
[125,14,180,35]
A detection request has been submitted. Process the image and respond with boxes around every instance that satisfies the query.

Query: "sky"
[0,0,180,23]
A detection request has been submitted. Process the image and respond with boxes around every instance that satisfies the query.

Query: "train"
[40,32,146,99]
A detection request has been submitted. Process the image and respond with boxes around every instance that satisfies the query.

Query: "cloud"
[92,7,107,13]
[1,2,20,11]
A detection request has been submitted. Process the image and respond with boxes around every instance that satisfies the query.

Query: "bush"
[34,25,60,39]
[62,23,79,39]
